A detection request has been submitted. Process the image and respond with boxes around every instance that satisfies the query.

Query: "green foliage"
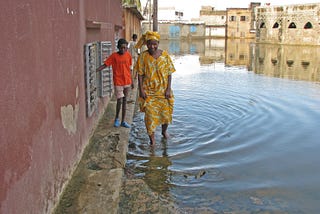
[122,0,142,10]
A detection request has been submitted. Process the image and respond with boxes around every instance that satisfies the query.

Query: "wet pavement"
[53,82,177,214]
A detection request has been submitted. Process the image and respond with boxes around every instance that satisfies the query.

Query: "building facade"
[142,21,206,40]
[199,6,227,38]
[226,6,256,39]
[255,3,320,45]
[0,0,142,213]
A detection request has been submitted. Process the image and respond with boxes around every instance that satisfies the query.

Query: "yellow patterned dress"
[134,50,176,135]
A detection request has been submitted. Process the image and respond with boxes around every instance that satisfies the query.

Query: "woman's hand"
[165,88,171,99]
[140,89,147,99]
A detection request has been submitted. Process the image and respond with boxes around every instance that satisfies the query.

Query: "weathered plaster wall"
[256,3,320,45]
[0,0,123,213]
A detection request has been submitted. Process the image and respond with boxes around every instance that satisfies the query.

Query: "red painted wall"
[0,0,123,213]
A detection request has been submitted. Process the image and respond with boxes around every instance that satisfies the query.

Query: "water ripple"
[128,62,320,212]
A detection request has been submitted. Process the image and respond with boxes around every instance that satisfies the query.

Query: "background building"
[226,3,260,38]
[198,6,226,38]
[255,3,320,45]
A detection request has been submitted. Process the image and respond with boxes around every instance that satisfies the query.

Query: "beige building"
[255,3,320,45]
[196,3,261,39]
[198,6,227,38]
[226,3,260,39]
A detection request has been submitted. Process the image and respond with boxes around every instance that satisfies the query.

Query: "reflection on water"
[252,43,320,82]
[127,39,320,213]
[160,38,320,82]
[159,39,204,56]
[225,39,254,68]
[127,138,173,194]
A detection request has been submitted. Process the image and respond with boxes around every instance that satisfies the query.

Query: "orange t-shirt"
[104,51,132,86]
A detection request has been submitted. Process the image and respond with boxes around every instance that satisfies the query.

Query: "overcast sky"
[141,0,320,20]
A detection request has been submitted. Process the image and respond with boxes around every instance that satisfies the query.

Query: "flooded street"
[125,39,320,213]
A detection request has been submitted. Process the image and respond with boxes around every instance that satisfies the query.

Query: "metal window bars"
[84,41,114,117]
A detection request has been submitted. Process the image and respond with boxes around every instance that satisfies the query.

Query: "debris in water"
[195,170,206,179]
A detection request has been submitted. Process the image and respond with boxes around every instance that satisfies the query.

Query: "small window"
[259,57,264,64]
[221,16,225,20]
[288,22,296,28]
[190,25,196,33]
[240,16,246,21]
[229,16,236,21]
[304,22,312,29]
[175,11,183,17]
[260,22,266,28]
[273,22,279,28]
[239,54,246,60]
[301,61,310,69]
[286,60,294,67]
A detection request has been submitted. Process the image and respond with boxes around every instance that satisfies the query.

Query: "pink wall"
[0,0,123,213]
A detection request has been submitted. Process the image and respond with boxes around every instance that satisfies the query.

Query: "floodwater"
[127,39,320,213]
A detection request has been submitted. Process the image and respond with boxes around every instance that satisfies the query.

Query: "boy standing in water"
[97,38,133,128]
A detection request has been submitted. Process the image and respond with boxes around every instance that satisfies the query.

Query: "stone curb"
[53,84,138,214]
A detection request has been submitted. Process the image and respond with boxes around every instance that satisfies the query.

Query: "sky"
[140,0,320,20]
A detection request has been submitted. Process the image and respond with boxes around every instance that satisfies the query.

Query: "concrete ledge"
[53,85,137,214]
[77,169,123,213]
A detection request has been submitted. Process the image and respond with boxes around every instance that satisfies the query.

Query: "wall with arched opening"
[255,3,320,45]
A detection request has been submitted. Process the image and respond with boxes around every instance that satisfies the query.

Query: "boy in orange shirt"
[97,38,134,128]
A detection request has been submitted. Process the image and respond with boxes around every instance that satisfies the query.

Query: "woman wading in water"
[134,31,176,145]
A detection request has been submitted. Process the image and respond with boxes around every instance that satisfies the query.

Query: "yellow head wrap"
[135,31,160,49]
[145,31,160,41]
